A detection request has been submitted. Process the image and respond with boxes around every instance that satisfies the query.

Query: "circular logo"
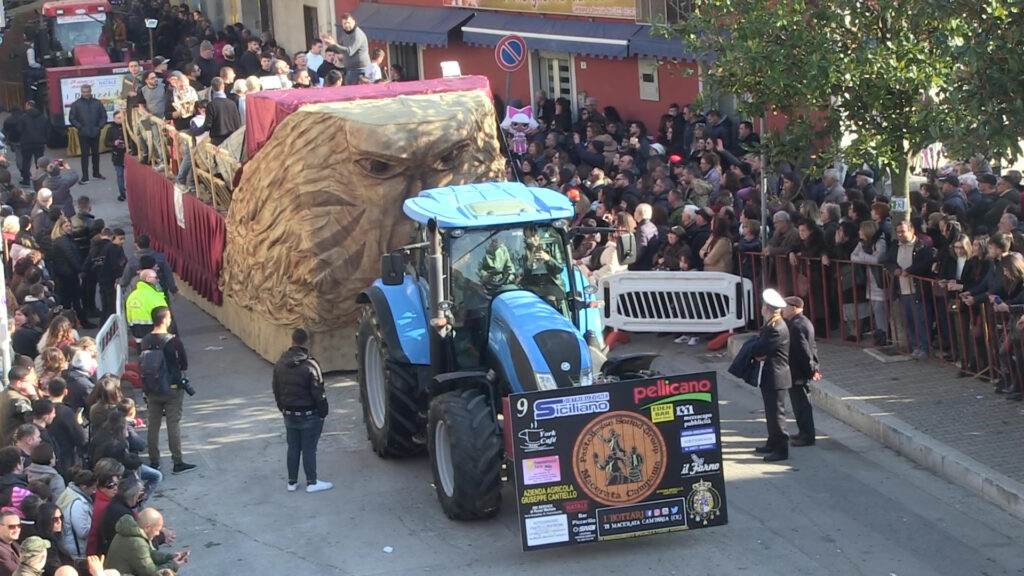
[560,362,571,372]
[573,411,666,506]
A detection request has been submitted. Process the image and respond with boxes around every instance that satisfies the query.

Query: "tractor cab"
[37,0,111,67]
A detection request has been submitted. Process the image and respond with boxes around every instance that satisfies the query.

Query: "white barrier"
[600,271,755,333]
[96,285,130,378]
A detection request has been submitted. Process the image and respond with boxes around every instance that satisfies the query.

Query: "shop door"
[533,53,574,112]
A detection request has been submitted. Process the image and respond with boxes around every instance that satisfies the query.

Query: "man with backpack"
[139,307,197,475]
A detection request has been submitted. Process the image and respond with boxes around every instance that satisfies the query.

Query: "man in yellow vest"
[125,269,169,344]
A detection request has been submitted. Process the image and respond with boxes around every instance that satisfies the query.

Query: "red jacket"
[86,489,113,556]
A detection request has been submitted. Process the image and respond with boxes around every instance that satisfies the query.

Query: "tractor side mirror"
[617,233,638,266]
[380,253,405,286]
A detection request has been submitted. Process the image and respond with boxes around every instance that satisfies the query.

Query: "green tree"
[669,0,1023,219]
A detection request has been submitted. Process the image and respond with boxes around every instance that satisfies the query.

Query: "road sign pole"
[505,71,511,110]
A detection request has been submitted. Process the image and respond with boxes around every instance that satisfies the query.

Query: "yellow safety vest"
[125,282,169,325]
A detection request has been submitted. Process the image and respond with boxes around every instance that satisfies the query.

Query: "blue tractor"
[356,182,647,520]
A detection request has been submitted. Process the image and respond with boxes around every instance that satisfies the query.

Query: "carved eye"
[355,157,403,179]
[434,143,469,171]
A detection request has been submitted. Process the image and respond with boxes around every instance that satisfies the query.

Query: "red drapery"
[125,154,225,304]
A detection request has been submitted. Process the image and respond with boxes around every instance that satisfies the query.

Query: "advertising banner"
[442,0,636,19]
[59,74,123,126]
[509,372,728,551]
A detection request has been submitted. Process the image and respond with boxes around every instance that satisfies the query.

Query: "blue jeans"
[115,164,125,197]
[175,145,192,186]
[136,464,163,500]
[285,413,324,484]
[344,69,366,85]
[901,294,930,353]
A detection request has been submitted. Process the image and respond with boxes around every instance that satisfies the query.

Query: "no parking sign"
[495,35,527,72]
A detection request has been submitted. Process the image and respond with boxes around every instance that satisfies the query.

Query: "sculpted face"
[222,90,505,331]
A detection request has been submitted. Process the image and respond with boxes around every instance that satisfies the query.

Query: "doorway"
[303,5,319,51]
[388,43,420,81]
[532,53,575,113]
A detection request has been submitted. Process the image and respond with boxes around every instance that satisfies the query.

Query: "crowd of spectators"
[512,94,1024,400]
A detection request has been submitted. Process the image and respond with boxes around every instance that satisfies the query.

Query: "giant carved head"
[221,89,506,331]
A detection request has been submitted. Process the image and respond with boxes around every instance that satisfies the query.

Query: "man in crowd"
[120,234,178,299]
[105,507,187,575]
[141,307,196,475]
[323,13,370,85]
[16,101,48,187]
[783,296,819,446]
[125,269,169,342]
[200,77,242,146]
[0,507,20,574]
[0,366,37,445]
[45,377,86,479]
[105,110,127,201]
[305,38,324,76]
[67,84,106,183]
[750,289,792,462]
[273,328,332,493]
[885,220,936,358]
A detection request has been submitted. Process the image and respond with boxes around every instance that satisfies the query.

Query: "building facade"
[195,0,334,56]
[331,0,703,131]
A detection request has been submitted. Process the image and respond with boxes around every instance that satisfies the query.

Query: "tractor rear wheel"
[357,307,424,458]
[428,388,503,520]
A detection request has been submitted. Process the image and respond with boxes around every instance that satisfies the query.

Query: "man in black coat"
[45,377,87,479]
[200,78,242,146]
[68,85,107,182]
[783,296,819,446]
[17,101,49,187]
[749,289,792,462]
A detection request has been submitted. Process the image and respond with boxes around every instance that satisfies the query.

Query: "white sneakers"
[287,482,298,492]
[306,480,334,493]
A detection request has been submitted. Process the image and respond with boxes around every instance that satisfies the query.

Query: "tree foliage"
[669,0,1024,200]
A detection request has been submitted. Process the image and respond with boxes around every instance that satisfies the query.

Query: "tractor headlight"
[579,369,593,387]
[536,373,557,391]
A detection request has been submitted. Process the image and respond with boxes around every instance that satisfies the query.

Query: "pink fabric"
[244,76,494,159]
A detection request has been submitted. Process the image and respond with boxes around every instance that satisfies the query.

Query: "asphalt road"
[19,152,1024,575]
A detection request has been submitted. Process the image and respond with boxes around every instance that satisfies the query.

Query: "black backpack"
[140,334,173,395]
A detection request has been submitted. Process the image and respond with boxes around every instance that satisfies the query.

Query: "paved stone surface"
[818,342,1024,486]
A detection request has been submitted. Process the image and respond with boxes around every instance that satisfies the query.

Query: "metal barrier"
[735,251,1002,381]
[96,285,130,378]
[600,271,755,333]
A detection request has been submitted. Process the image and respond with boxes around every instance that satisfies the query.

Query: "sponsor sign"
[443,0,635,19]
[510,371,727,551]
[59,74,123,126]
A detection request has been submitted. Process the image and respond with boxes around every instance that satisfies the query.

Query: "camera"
[179,375,196,396]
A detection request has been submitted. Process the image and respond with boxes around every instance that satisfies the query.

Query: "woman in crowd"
[700,213,734,273]
[36,347,68,394]
[34,502,76,576]
[37,314,76,357]
[55,467,95,560]
[850,220,890,346]
[11,306,44,358]
[655,226,691,271]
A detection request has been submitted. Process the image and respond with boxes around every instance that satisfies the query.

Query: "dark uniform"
[786,311,819,445]
[749,309,792,460]
[272,345,328,487]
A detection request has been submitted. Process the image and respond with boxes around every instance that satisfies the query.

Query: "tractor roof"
[404,182,574,229]
[42,0,111,17]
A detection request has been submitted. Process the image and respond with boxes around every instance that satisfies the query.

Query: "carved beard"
[221,90,505,331]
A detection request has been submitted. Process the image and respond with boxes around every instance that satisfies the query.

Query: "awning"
[347,4,474,47]
[461,13,642,59]
[629,25,692,60]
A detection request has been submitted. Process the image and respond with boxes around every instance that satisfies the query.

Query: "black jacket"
[11,326,42,358]
[47,402,87,476]
[787,314,819,382]
[18,108,49,148]
[2,112,22,144]
[97,496,135,556]
[104,122,126,166]
[50,234,84,277]
[202,96,242,146]
[883,236,935,298]
[272,346,328,417]
[749,316,791,390]
[140,332,188,387]
[70,210,95,260]
[69,96,107,139]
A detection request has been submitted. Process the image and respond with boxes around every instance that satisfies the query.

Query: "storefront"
[333,0,701,130]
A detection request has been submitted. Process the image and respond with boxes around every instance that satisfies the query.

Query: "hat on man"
[200,40,214,52]
[783,296,805,309]
[152,56,168,67]
[650,143,666,156]
[170,70,184,79]
[669,225,686,238]
[762,288,787,309]
[939,174,959,186]
[20,536,50,560]
[978,173,998,187]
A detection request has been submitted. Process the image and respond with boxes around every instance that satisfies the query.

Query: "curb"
[811,378,1024,521]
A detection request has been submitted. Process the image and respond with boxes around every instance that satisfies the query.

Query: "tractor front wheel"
[428,388,503,520]
[357,307,424,458]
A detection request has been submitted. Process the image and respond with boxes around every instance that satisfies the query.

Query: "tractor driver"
[478,239,517,295]
[521,227,566,310]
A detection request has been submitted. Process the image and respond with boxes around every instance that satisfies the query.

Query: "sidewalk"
[613,333,1024,520]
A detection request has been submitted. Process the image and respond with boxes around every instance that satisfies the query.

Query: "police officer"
[750,289,792,462]
[783,296,820,446]
[272,328,332,493]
